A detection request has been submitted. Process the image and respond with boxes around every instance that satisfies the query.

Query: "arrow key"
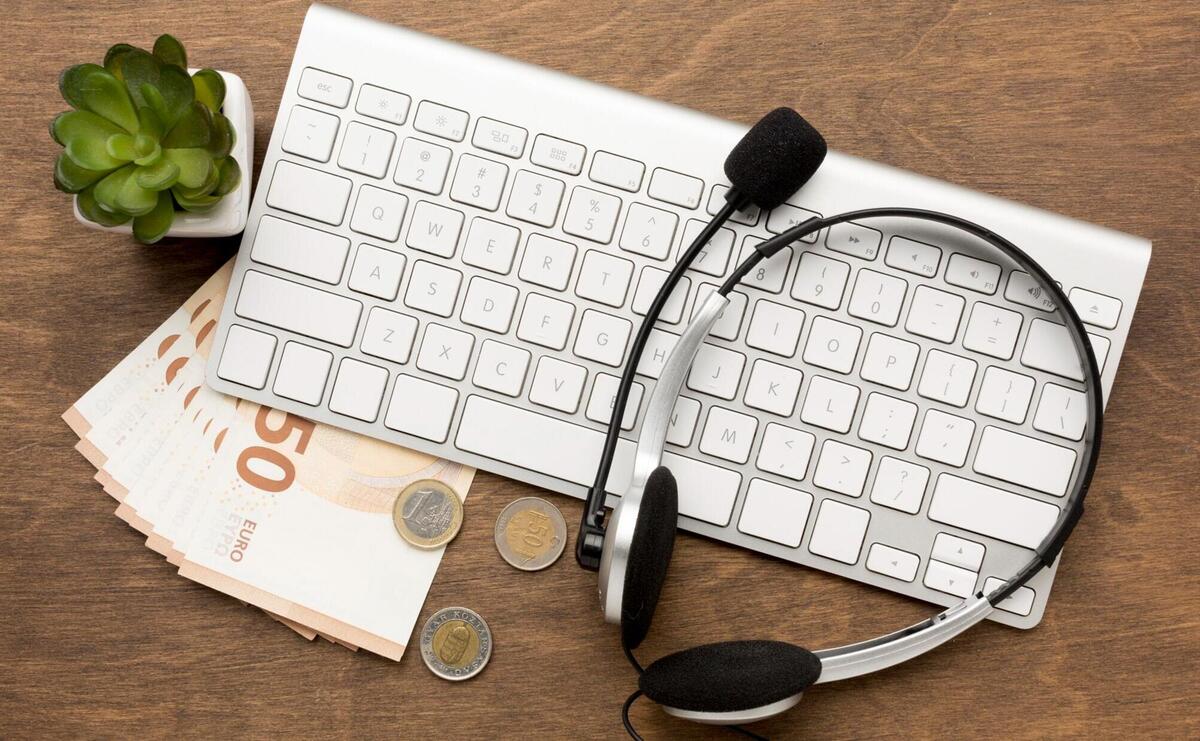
[924,559,977,598]
[866,543,919,582]
[931,532,985,571]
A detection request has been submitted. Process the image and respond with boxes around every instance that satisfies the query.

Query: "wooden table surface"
[2,0,1198,737]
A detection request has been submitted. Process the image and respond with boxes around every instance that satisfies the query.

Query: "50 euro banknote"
[65,260,474,660]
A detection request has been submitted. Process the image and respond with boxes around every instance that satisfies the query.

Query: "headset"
[573,109,1104,738]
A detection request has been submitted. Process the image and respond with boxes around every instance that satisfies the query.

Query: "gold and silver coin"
[419,607,492,681]
[494,497,567,571]
[392,479,464,549]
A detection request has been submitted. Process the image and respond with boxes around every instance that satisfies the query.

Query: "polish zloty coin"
[392,479,464,549]
[494,497,567,571]
[420,607,492,681]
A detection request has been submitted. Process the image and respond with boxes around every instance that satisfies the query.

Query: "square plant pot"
[73,69,254,239]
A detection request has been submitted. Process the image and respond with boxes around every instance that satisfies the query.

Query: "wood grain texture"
[2,0,1198,737]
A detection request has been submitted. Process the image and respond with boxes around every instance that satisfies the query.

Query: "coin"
[392,479,463,549]
[419,607,492,681]
[494,497,567,571]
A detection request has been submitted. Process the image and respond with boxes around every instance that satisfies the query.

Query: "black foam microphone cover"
[724,107,827,212]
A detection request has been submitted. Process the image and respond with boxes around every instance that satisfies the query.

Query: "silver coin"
[420,607,492,681]
[493,497,568,571]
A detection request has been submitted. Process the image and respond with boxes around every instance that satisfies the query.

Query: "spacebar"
[455,395,740,526]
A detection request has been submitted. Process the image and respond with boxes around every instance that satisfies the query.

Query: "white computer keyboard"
[208,4,1151,628]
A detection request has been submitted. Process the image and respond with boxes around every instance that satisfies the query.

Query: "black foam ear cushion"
[620,466,678,651]
[639,640,822,713]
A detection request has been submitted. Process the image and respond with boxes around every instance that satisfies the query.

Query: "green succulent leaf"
[163,147,212,189]
[133,191,176,243]
[172,187,221,213]
[54,152,112,193]
[94,163,159,216]
[56,111,129,170]
[120,50,194,128]
[59,64,140,134]
[135,159,180,190]
[105,133,139,162]
[152,34,187,70]
[93,164,135,212]
[103,44,136,80]
[192,69,225,112]
[213,157,241,197]
[137,106,164,141]
[78,184,133,227]
[162,102,213,149]
[176,155,220,197]
[206,111,233,158]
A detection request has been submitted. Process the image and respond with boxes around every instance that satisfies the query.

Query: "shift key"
[235,270,362,347]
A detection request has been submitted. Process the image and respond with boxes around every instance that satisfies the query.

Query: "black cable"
[623,641,644,674]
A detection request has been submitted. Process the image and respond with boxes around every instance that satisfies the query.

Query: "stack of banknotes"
[63,261,475,660]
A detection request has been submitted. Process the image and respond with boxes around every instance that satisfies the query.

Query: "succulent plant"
[51,35,241,244]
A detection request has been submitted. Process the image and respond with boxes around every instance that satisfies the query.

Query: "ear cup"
[620,466,678,650]
[639,640,822,713]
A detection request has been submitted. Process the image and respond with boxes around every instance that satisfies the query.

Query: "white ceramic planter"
[73,69,254,239]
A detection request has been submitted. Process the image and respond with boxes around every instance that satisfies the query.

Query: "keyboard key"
[923,559,976,598]
[356,84,410,125]
[799,375,860,433]
[576,250,634,307]
[235,271,361,347]
[906,285,965,343]
[1021,318,1090,381]
[394,137,453,194]
[273,341,333,406]
[869,456,929,514]
[529,356,588,413]
[962,302,1023,360]
[297,67,351,108]
[413,100,469,141]
[981,577,1036,616]
[743,359,803,417]
[620,203,678,260]
[462,217,520,274]
[251,215,349,284]
[329,358,388,422]
[573,309,631,366]
[472,340,531,397]
[589,151,645,192]
[217,325,277,389]
[267,161,351,225]
[826,221,882,260]
[631,267,690,324]
[974,366,1035,423]
[858,392,918,450]
[1005,271,1056,312]
[648,167,703,209]
[460,276,519,333]
[765,204,820,242]
[403,260,463,318]
[803,316,862,374]
[385,374,459,442]
[530,134,586,175]
[859,333,920,391]
[506,170,565,228]
[1033,383,1087,441]
[450,153,509,211]
[518,234,577,290]
[637,329,680,380]
[678,219,735,276]
[516,293,575,350]
[708,184,760,226]
[360,307,419,364]
[848,269,907,326]
[755,422,816,481]
[350,185,408,241]
[416,323,475,380]
[917,349,977,407]
[791,252,849,309]
[406,201,464,258]
[685,344,746,400]
[813,439,872,497]
[945,253,1000,294]
[1068,287,1122,329]
[885,235,941,277]
[563,186,621,243]
[738,479,814,548]
[866,543,919,582]
[348,244,406,300]
[667,396,702,447]
[281,105,339,162]
[746,300,804,357]
[472,117,527,158]
[337,121,395,178]
[738,237,790,293]
[692,284,747,341]
[915,409,975,467]
[808,499,870,564]
[974,426,1077,496]
[699,406,758,464]
[931,532,985,571]
[585,374,645,430]
[928,474,1059,549]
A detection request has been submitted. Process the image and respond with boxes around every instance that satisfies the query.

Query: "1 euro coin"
[420,607,492,681]
[392,479,464,549]
[494,497,567,571]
